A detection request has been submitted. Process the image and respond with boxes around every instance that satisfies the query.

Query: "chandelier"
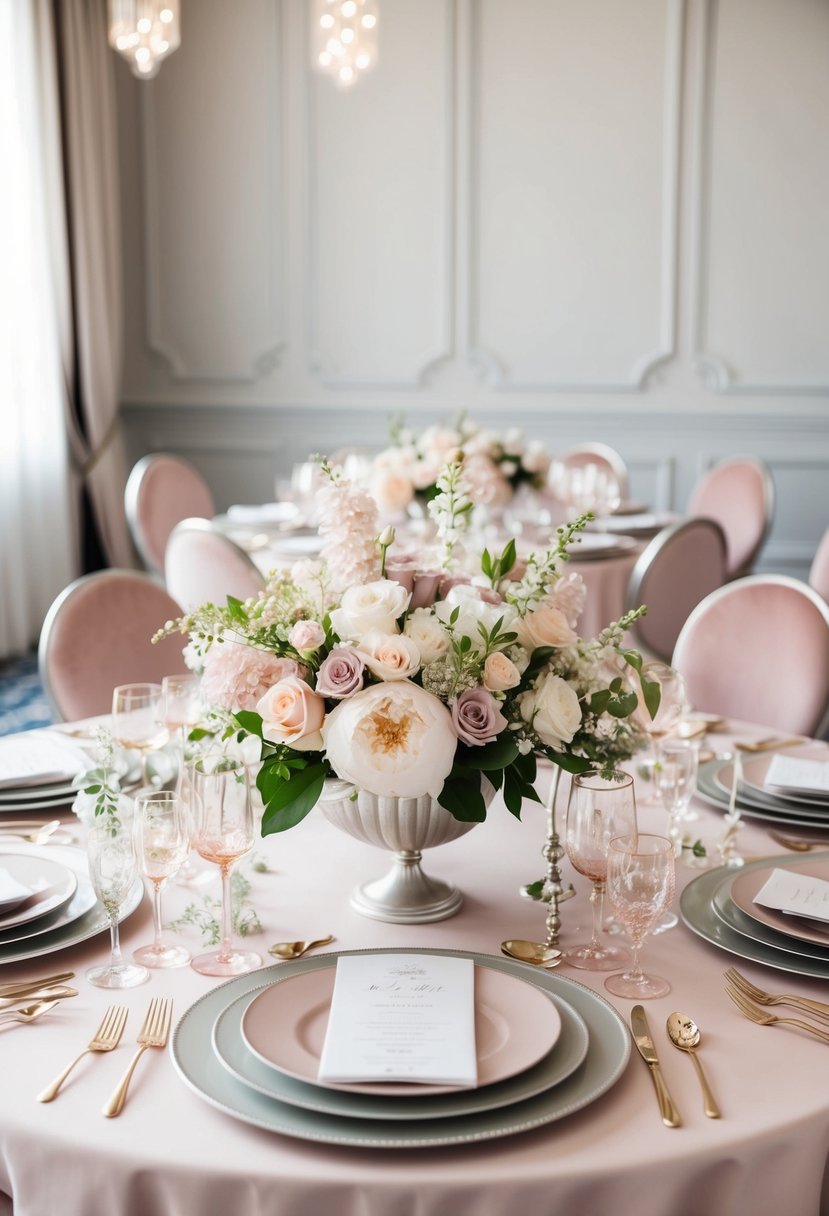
[108,0,181,80]
[312,0,378,89]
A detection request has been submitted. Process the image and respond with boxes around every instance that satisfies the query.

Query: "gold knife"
[630,1004,682,1127]
[0,972,75,998]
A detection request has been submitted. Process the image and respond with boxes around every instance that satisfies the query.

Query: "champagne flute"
[132,792,191,968]
[86,822,149,989]
[635,661,689,803]
[563,769,637,970]
[111,683,169,790]
[604,833,676,999]
[162,674,202,753]
[650,736,700,933]
[188,755,262,977]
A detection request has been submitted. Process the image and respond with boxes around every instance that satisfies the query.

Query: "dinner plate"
[725,746,829,808]
[566,533,638,562]
[589,512,678,538]
[172,948,630,1148]
[680,857,829,979]
[213,981,587,1121]
[729,858,829,948]
[0,843,143,965]
[267,534,325,559]
[0,854,77,930]
[710,870,829,961]
[0,873,97,946]
[0,793,78,814]
[240,964,563,1096]
[696,759,829,830]
[612,499,649,516]
[0,781,78,804]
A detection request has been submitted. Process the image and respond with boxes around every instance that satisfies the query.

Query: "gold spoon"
[268,934,336,960]
[500,940,562,968]
[666,1011,721,1119]
[768,830,829,853]
[0,820,64,846]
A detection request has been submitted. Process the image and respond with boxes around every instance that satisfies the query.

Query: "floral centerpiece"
[368,414,552,517]
[155,461,657,842]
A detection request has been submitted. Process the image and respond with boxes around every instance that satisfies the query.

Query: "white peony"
[404,608,451,664]
[519,674,582,749]
[329,579,411,642]
[322,681,456,798]
[433,585,519,651]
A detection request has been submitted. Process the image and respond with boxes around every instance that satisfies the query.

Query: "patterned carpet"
[0,653,54,736]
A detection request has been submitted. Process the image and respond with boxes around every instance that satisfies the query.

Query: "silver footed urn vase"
[317,777,495,924]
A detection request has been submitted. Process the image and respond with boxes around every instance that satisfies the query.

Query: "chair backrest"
[555,443,630,498]
[625,518,728,662]
[809,527,829,603]
[686,456,774,580]
[672,575,829,738]
[38,570,188,722]
[164,518,265,611]
[125,453,216,575]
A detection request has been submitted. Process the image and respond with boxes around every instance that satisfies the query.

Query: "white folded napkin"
[0,867,36,908]
[0,731,89,790]
[765,755,829,797]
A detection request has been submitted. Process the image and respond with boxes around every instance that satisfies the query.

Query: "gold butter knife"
[0,972,75,998]
[631,1004,681,1127]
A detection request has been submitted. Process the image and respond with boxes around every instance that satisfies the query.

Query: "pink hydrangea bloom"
[201,641,303,711]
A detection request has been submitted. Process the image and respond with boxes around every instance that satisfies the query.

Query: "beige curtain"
[54,0,136,568]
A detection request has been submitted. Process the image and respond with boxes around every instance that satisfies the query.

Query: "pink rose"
[483,652,521,692]
[358,631,421,681]
[315,646,366,699]
[517,601,578,650]
[451,688,508,747]
[549,572,586,630]
[201,641,302,711]
[257,676,325,751]
[289,619,326,652]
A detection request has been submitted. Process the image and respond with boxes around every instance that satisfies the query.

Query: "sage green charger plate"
[172,948,630,1149]
[211,977,589,1121]
[680,855,829,979]
[696,759,829,829]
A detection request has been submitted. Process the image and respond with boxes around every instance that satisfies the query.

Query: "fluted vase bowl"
[318,777,495,924]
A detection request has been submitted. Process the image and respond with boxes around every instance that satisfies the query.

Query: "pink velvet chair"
[809,527,829,603]
[686,456,774,580]
[672,575,829,738]
[554,443,630,499]
[125,454,216,575]
[625,518,728,662]
[38,570,188,721]
[164,518,265,611]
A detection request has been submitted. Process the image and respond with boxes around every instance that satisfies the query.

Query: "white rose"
[322,681,456,798]
[329,580,411,642]
[434,585,519,652]
[358,631,421,681]
[519,674,582,749]
[521,441,551,477]
[404,608,450,664]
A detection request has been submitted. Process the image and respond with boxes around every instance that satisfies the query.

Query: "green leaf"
[523,879,546,901]
[84,784,102,794]
[438,777,488,822]
[619,648,643,674]
[187,727,214,742]
[458,735,519,771]
[481,548,492,578]
[607,690,639,719]
[225,595,248,623]
[543,749,592,774]
[502,769,524,818]
[641,677,662,720]
[589,689,611,716]
[261,764,326,834]
[234,710,263,738]
[499,538,516,575]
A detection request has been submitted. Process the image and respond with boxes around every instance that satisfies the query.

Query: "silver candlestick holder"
[520,766,575,949]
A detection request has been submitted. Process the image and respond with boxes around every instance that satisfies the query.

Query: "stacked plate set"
[172,948,632,1148]
[0,731,90,817]
[696,742,829,833]
[0,844,143,965]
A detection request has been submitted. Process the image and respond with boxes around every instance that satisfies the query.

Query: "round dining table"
[2,721,829,1216]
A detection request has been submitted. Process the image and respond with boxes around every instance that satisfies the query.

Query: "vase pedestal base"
[349,849,464,924]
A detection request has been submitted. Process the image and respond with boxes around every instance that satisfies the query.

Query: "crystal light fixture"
[312,0,378,89]
[108,0,181,80]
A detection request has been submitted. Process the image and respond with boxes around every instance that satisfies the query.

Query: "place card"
[318,954,478,1086]
[754,868,829,925]
[764,755,829,798]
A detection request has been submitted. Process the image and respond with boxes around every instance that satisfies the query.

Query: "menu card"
[754,868,829,925]
[318,954,478,1086]
[764,756,829,798]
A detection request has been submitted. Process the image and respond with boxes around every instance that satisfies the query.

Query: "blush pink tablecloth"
[2,724,829,1216]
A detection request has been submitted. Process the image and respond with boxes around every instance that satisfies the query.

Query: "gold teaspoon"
[500,940,562,968]
[268,934,336,960]
[666,1011,721,1118]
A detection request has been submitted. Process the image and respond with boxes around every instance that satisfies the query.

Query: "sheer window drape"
[0,0,76,658]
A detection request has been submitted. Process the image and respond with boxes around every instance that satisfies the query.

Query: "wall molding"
[140,0,286,382]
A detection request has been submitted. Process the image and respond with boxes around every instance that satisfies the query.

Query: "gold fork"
[724,968,829,1024]
[0,999,62,1028]
[725,982,829,1043]
[37,1005,128,1102]
[102,998,172,1118]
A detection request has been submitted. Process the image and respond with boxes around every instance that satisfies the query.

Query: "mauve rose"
[439,573,472,598]
[315,646,366,699]
[410,570,444,610]
[451,688,508,747]
[385,558,416,595]
[289,619,326,652]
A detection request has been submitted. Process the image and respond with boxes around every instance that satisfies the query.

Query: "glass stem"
[627,938,643,981]
[218,863,234,963]
[590,881,606,949]
[151,880,165,951]
[109,915,123,968]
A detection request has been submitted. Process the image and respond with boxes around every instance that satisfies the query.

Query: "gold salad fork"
[102,998,172,1118]
[724,968,829,1023]
[37,1005,128,1102]
[725,983,829,1043]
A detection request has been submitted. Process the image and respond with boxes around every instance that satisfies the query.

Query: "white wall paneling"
[693,0,829,393]
[141,0,285,381]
